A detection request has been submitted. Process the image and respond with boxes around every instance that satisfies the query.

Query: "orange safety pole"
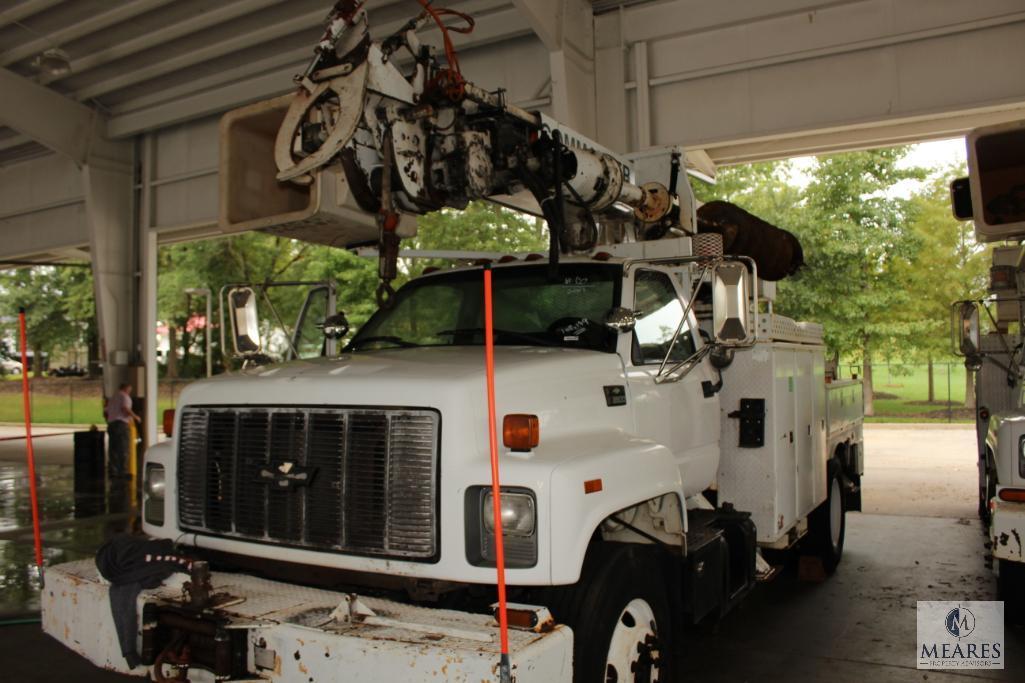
[483,266,512,683]
[18,308,44,570]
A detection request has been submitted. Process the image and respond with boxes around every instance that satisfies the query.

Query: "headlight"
[144,463,166,526]
[145,464,166,500]
[465,487,537,568]
[482,491,536,537]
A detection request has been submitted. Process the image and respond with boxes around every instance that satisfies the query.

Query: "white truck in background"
[41,2,865,680]
[952,119,1025,623]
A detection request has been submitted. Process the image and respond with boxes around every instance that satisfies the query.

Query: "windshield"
[346,263,623,353]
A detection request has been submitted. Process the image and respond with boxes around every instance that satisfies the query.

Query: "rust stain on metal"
[534,610,556,633]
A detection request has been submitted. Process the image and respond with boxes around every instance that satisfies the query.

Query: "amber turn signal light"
[503,414,539,451]
[998,488,1025,503]
[162,409,175,437]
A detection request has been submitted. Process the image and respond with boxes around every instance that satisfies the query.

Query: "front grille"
[177,406,440,560]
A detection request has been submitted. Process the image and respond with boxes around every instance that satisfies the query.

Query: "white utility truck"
[952,120,1025,622]
[42,2,864,680]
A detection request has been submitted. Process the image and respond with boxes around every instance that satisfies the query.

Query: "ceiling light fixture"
[36,48,71,78]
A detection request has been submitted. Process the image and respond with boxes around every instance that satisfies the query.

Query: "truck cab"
[145,250,730,588]
[951,119,1025,624]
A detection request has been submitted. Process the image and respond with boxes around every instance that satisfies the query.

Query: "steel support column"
[138,135,158,448]
[83,146,136,400]
[513,0,597,138]
[0,66,144,425]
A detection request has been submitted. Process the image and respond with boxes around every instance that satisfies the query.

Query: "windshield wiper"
[348,335,420,350]
[437,328,555,346]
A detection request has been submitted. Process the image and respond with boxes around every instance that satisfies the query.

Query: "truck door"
[626,268,720,495]
[288,284,338,360]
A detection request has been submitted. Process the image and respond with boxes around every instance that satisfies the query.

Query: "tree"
[0,266,92,376]
[774,149,925,416]
[692,159,802,231]
[154,201,547,367]
[409,201,547,256]
[891,169,987,406]
[158,233,313,376]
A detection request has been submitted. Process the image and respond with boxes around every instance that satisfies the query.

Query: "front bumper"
[41,560,572,682]
[991,498,1025,563]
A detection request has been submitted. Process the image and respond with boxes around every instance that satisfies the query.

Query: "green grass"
[0,383,187,425]
[865,363,967,402]
[841,362,973,422]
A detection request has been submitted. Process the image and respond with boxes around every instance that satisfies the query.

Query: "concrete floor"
[0,424,1021,681]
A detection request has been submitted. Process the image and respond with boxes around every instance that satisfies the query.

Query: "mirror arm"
[656,263,709,379]
[259,286,301,361]
[218,284,230,369]
[978,301,1016,360]
[655,344,712,385]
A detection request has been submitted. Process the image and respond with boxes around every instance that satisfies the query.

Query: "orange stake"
[18,308,44,570]
[483,267,511,683]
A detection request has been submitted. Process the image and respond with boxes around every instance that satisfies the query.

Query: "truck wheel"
[548,544,675,683]
[998,560,1025,626]
[808,460,845,574]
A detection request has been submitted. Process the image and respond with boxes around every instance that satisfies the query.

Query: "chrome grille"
[177,406,440,560]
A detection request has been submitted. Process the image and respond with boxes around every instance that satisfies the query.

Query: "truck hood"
[177,346,634,447]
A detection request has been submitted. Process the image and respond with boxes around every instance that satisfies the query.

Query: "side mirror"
[228,287,262,354]
[712,262,752,344]
[605,307,637,333]
[950,177,973,221]
[956,301,981,355]
[319,312,350,340]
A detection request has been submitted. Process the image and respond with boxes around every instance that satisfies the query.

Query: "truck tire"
[807,459,845,574]
[979,452,996,524]
[998,560,1025,626]
[546,543,676,683]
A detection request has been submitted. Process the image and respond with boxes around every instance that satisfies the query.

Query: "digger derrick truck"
[952,120,1025,622]
[42,2,865,680]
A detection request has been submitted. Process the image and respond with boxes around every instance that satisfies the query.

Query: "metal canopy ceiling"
[0,0,591,164]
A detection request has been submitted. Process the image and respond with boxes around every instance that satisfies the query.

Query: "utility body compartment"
[716,315,863,545]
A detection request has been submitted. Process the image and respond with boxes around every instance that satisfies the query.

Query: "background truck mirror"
[956,301,981,356]
[228,287,262,354]
[966,120,1025,241]
[950,177,973,220]
[712,262,752,344]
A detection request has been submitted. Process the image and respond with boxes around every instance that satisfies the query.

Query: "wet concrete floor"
[0,425,1022,681]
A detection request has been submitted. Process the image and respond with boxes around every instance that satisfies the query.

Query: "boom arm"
[272,1,677,302]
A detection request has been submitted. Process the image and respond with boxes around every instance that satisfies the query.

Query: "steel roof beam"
[71,0,464,101]
[0,67,98,164]
[71,7,328,101]
[0,0,65,30]
[1,0,179,69]
[108,0,506,117]
[106,4,533,138]
[37,0,288,86]
[0,132,31,152]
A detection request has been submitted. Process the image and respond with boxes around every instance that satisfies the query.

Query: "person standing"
[106,383,141,479]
